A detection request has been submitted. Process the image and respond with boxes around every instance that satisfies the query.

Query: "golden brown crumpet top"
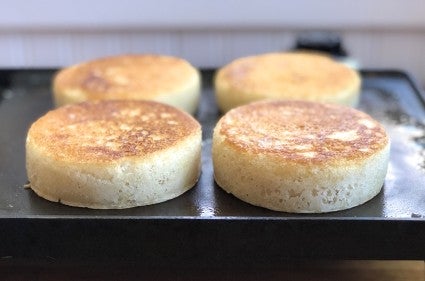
[218,100,389,164]
[216,52,360,100]
[53,54,198,99]
[27,100,200,163]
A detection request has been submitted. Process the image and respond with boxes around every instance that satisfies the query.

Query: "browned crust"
[53,54,197,99]
[216,52,360,99]
[27,100,200,163]
[217,100,389,164]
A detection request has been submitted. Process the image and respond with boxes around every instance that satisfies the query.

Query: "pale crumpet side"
[212,100,390,213]
[26,100,202,209]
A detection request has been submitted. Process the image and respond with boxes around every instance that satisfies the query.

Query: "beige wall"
[1,0,424,86]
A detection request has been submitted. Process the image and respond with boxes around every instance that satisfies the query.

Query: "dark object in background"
[294,31,358,69]
[294,31,348,57]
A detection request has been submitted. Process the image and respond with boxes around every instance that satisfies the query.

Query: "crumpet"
[214,52,361,112]
[26,100,202,209]
[212,100,390,213]
[53,54,201,114]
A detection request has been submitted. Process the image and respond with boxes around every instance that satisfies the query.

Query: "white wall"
[1,0,425,86]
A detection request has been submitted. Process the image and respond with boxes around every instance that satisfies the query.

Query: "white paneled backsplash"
[1,0,424,86]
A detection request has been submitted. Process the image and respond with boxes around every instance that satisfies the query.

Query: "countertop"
[0,260,424,281]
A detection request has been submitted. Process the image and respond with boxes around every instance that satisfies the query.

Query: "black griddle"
[0,69,424,265]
